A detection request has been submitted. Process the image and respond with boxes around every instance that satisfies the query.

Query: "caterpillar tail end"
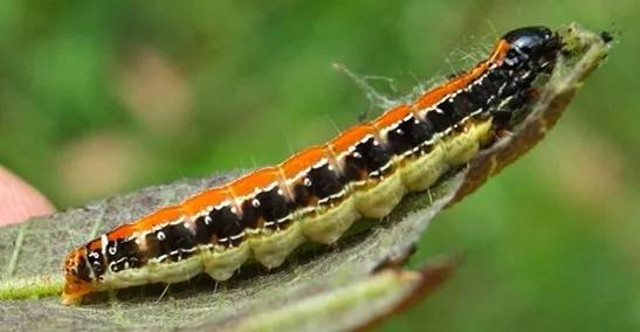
[62,248,95,305]
[62,281,93,305]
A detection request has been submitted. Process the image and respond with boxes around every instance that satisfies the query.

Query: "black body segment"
[342,152,368,182]
[292,182,313,208]
[145,223,197,262]
[241,185,294,230]
[105,239,141,272]
[386,115,435,155]
[425,108,452,132]
[305,163,345,200]
[450,90,477,119]
[350,137,392,177]
[255,187,292,222]
[86,248,106,279]
[193,205,245,248]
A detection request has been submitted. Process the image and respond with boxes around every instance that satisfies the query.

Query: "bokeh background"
[1,0,638,330]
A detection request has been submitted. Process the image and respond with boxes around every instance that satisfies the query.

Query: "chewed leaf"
[0,23,610,331]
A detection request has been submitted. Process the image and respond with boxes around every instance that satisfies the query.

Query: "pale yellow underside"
[250,222,306,268]
[354,170,407,218]
[300,195,361,244]
[443,120,493,166]
[400,144,449,192]
[98,255,203,291]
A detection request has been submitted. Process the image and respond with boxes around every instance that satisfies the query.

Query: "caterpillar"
[62,26,560,305]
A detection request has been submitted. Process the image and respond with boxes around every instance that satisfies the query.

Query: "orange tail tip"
[62,281,94,305]
[62,248,95,305]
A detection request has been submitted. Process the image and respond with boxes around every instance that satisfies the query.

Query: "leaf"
[0,23,611,331]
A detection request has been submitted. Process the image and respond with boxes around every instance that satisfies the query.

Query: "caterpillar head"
[503,26,560,66]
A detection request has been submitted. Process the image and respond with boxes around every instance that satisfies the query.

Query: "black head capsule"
[502,26,560,68]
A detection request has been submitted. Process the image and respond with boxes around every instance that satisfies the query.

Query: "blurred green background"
[1,0,638,330]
